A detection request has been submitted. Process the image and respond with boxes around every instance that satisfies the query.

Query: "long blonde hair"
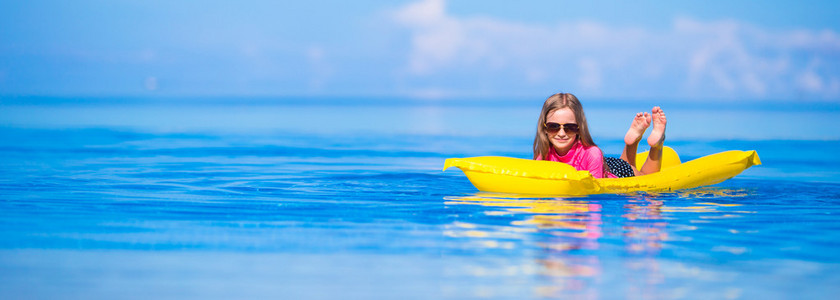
[533,93,596,159]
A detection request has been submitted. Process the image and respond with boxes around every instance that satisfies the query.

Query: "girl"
[533,93,667,178]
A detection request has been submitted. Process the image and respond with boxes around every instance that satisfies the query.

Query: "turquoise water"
[1,98,840,299]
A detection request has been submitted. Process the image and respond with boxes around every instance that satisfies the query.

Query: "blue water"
[1,98,840,299]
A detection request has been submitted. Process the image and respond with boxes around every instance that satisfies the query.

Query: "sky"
[1,0,839,102]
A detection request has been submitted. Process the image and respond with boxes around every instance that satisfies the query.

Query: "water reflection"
[444,194,608,297]
[623,196,667,254]
[444,189,753,298]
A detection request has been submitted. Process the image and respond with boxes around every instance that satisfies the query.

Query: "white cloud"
[796,58,840,97]
[577,58,602,90]
[798,70,823,92]
[391,0,463,74]
[390,0,840,100]
[830,78,840,97]
[144,76,158,91]
[306,46,333,91]
[676,17,797,97]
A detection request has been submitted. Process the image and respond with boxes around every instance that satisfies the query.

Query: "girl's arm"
[581,147,607,178]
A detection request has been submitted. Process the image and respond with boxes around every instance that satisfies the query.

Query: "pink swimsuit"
[538,141,617,179]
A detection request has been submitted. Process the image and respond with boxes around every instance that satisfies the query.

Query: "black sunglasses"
[544,122,579,133]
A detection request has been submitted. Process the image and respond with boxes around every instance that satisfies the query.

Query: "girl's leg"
[622,112,650,176]
[640,107,667,175]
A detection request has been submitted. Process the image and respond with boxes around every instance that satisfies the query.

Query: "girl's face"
[546,108,578,155]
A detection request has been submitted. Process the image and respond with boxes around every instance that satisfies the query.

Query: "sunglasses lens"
[545,122,561,131]
[545,123,578,133]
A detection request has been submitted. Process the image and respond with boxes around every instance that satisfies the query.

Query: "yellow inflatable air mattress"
[443,147,761,195]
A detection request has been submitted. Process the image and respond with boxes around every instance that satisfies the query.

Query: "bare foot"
[624,112,651,145]
[648,106,667,148]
